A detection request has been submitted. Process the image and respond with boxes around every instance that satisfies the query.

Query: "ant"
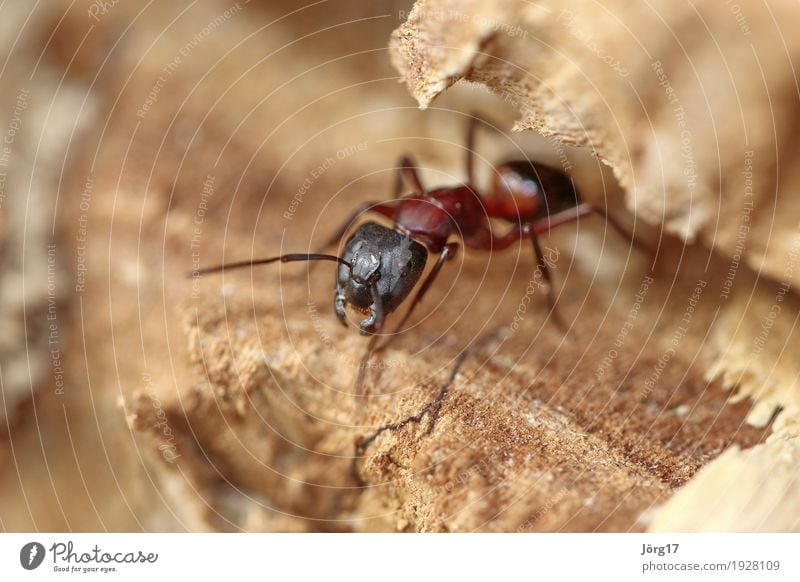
[194,115,636,389]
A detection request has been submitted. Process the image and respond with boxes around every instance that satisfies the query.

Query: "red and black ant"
[194,116,636,389]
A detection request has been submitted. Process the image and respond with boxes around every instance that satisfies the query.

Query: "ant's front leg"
[359,243,458,390]
[375,242,459,353]
[354,283,388,392]
[355,334,380,393]
[318,201,396,252]
[317,155,423,253]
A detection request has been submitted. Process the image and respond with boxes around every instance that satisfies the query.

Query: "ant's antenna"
[189,253,351,277]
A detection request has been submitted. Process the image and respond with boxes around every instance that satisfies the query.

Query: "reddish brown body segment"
[386,154,590,255]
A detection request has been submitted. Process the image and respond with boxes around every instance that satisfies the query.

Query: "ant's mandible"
[194,116,635,389]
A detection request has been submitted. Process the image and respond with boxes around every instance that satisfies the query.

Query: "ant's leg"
[465,113,503,187]
[462,204,594,324]
[463,204,593,253]
[528,202,650,257]
[355,284,387,392]
[355,334,380,393]
[467,222,565,325]
[529,232,565,329]
[533,203,647,254]
[325,155,420,255]
[465,116,479,186]
[588,204,650,253]
[526,203,594,325]
[317,202,396,252]
[528,203,594,235]
[374,242,459,354]
[393,154,425,196]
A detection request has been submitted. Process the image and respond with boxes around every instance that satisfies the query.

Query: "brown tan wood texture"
[0,0,797,532]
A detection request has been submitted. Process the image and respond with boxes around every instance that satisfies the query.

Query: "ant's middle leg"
[463,204,595,325]
[528,231,564,329]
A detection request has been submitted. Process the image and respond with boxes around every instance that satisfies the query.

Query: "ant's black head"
[190,221,427,336]
[335,222,428,334]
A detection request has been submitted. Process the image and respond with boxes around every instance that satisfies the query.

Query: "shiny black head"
[335,222,428,334]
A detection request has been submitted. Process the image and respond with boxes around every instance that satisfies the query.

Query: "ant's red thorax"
[394,186,486,251]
